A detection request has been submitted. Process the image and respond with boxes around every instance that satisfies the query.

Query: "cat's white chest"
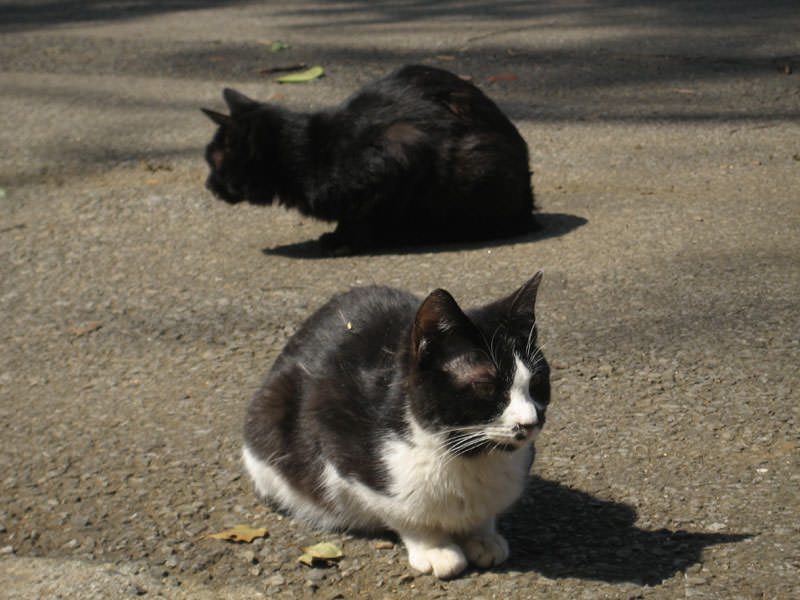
[380,420,532,533]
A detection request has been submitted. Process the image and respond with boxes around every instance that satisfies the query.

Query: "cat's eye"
[471,381,496,397]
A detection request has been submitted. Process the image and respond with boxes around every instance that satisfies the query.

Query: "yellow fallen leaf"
[68,321,103,337]
[297,541,343,565]
[202,524,269,543]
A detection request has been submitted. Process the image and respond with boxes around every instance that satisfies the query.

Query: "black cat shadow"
[262,212,588,259]
[497,477,751,585]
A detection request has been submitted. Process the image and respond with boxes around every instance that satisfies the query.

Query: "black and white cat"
[242,272,550,578]
[202,64,537,254]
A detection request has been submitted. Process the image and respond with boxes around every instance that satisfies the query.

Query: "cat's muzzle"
[205,175,244,204]
[512,423,536,442]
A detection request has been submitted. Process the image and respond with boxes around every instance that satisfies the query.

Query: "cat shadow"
[262,212,588,259]
[497,477,751,585]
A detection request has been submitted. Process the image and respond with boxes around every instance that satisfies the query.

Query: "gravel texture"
[1,1,799,598]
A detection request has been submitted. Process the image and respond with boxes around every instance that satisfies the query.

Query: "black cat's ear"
[506,270,543,321]
[201,108,233,127]
[412,289,479,364]
[223,88,259,115]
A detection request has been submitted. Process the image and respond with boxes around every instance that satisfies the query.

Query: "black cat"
[243,273,550,578]
[202,65,537,254]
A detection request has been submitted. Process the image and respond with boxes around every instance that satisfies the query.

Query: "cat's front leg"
[399,530,468,579]
[457,518,510,568]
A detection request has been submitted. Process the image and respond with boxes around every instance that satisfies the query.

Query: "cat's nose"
[512,422,537,441]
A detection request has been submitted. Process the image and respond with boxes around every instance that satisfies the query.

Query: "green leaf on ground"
[276,65,324,83]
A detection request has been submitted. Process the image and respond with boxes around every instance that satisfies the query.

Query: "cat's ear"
[223,88,259,115]
[201,108,233,127]
[506,270,543,321]
[412,289,480,364]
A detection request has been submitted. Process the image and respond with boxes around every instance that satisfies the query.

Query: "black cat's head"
[408,272,550,455]
[201,88,276,205]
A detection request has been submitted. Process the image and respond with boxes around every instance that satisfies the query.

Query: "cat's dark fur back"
[242,274,550,578]
[202,65,537,254]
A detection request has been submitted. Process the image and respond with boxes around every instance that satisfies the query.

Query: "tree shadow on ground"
[262,212,588,259]
[499,477,750,585]
[0,0,249,32]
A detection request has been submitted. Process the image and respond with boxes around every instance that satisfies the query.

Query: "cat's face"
[409,272,550,455]
[202,88,274,205]
[202,122,248,203]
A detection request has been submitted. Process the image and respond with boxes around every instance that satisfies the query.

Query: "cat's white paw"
[406,542,468,579]
[462,531,510,568]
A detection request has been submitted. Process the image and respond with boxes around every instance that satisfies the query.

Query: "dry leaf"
[141,160,173,173]
[201,524,269,543]
[68,321,103,337]
[297,541,343,565]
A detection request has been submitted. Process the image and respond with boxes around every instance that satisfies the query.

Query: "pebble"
[267,573,285,586]
[164,556,178,568]
[70,514,91,528]
[305,568,327,582]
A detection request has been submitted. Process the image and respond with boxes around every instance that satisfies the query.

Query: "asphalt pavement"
[1,2,798,598]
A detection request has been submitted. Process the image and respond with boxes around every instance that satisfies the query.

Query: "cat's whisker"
[525,318,537,358]
[437,424,488,436]
[297,362,313,377]
[441,433,492,461]
[445,432,486,451]
[528,342,548,367]
[440,431,489,463]
[445,443,485,460]
[488,324,505,369]
[437,421,536,464]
